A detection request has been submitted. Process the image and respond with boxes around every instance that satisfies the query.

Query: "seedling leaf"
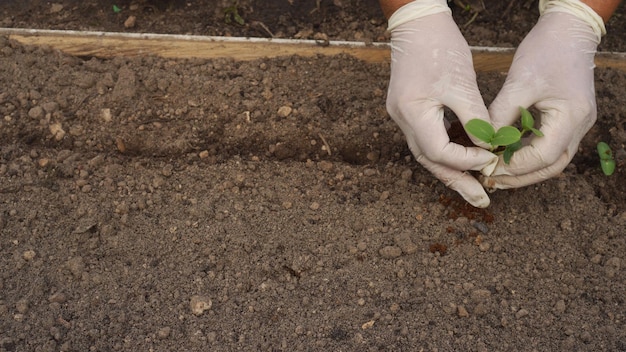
[465,119,495,144]
[502,140,522,165]
[224,3,245,25]
[530,127,543,137]
[466,108,542,163]
[234,13,245,25]
[597,141,613,160]
[491,126,522,147]
[520,107,534,130]
[600,159,616,176]
[597,142,615,176]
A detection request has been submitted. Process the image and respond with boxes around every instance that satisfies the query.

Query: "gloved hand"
[386,0,497,208]
[482,0,605,189]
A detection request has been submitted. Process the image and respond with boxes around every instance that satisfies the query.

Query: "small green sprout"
[466,107,543,164]
[597,142,616,176]
[224,2,245,26]
[112,5,122,13]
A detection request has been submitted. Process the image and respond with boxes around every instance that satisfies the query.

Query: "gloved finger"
[425,46,494,149]
[399,104,498,172]
[481,151,570,190]
[404,136,491,207]
[488,78,540,130]
[419,154,491,208]
[437,69,488,125]
[447,84,494,150]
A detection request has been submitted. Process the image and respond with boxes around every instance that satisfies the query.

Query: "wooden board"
[1,28,625,72]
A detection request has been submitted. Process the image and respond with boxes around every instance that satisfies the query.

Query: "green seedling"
[224,2,245,25]
[112,5,122,13]
[451,0,486,28]
[466,107,544,164]
[597,142,616,176]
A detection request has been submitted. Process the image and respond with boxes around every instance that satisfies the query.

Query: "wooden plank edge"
[1,28,626,72]
[0,27,394,63]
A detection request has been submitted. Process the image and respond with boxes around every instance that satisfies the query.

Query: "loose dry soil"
[0,1,625,351]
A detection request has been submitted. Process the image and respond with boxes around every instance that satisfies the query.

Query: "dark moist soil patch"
[1,34,625,351]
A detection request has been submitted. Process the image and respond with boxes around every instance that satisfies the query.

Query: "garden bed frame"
[1,28,625,72]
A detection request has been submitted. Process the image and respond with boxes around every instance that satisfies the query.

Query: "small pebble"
[515,308,529,319]
[472,221,489,234]
[390,303,400,313]
[361,320,375,330]
[400,169,413,181]
[162,164,174,177]
[353,332,364,344]
[37,158,50,168]
[153,176,165,189]
[101,108,112,122]
[363,168,376,176]
[457,305,469,317]
[48,292,67,304]
[28,106,45,119]
[15,299,28,314]
[317,160,333,172]
[42,101,59,113]
[277,106,292,117]
[66,257,85,278]
[478,242,491,252]
[124,15,137,28]
[560,219,573,231]
[590,254,602,264]
[366,151,380,162]
[473,303,488,316]
[158,327,171,339]
[22,250,36,261]
[295,325,305,335]
[393,232,418,255]
[50,326,62,340]
[49,123,66,141]
[190,295,212,316]
[378,246,402,259]
[50,3,64,13]
[471,289,492,302]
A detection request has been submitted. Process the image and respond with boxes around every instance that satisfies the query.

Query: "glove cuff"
[387,0,451,31]
[539,0,606,41]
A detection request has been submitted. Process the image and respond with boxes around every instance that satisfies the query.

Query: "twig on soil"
[523,0,537,9]
[250,21,274,38]
[503,0,517,18]
[318,133,332,156]
[310,0,322,14]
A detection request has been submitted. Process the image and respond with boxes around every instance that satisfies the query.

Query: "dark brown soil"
[1,0,625,51]
[0,1,625,351]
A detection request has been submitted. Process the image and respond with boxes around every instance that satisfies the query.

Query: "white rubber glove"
[482,0,605,189]
[386,0,497,208]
